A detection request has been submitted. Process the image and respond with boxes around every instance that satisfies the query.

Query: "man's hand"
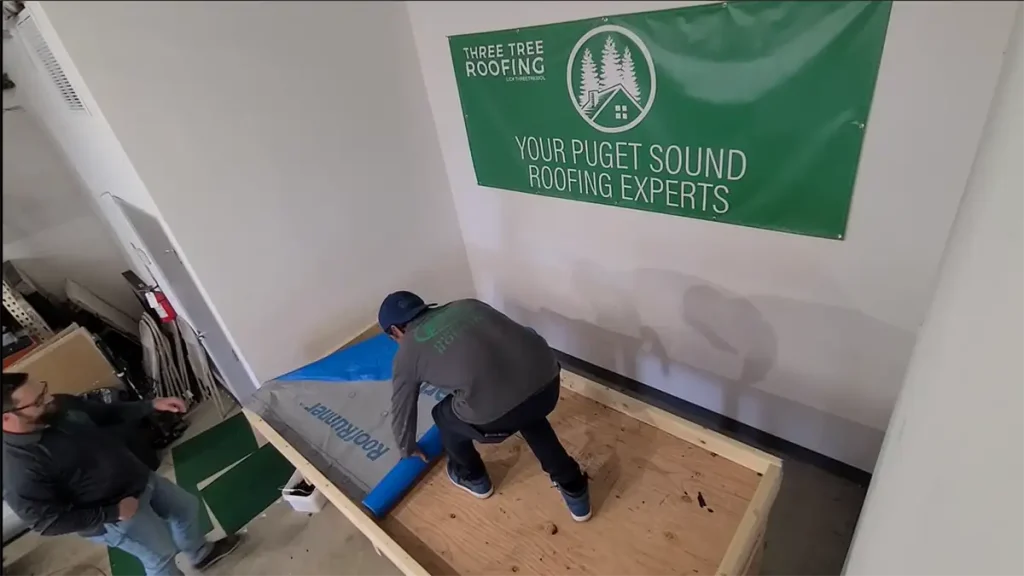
[152,397,187,414]
[117,497,139,521]
[407,448,429,463]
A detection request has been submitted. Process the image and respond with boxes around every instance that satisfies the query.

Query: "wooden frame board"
[244,323,782,576]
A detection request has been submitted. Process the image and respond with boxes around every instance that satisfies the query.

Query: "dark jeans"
[431,377,586,492]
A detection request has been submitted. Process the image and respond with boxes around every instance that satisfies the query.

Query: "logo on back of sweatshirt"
[413,305,484,355]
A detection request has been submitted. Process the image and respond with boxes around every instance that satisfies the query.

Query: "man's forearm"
[390,382,420,457]
[59,394,154,426]
[391,407,419,457]
[107,400,156,423]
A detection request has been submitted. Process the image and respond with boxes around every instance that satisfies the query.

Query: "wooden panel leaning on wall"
[7,325,121,396]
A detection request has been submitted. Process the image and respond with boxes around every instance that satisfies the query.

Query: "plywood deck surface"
[384,389,762,575]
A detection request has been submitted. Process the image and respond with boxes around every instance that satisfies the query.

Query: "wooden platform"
[245,324,782,576]
[384,386,761,575]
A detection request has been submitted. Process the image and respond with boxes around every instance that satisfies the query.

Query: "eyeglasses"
[3,381,48,414]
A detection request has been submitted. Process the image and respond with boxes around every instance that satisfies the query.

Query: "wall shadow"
[474,250,915,574]
[480,250,909,472]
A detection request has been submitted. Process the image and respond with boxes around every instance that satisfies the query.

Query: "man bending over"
[379,292,591,521]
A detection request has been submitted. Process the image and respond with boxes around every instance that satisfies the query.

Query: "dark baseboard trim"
[555,351,873,487]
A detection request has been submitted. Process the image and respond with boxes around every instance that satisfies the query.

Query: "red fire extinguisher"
[145,289,178,323]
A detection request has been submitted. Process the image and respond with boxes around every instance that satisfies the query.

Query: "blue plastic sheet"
[275,334,397,382]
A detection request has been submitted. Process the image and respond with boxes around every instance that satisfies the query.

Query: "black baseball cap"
[378,291,430,333]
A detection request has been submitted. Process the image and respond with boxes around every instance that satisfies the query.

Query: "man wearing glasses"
[2,372,240,575]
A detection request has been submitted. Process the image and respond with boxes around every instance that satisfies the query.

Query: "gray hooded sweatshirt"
[389,299,559,456]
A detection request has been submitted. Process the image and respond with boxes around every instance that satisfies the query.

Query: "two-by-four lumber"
[559,370,782,474]
[717,464,782,575]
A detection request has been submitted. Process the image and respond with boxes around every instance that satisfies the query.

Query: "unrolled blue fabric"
[275,334,397,382]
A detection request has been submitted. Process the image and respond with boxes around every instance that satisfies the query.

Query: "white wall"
[845,8,1023,573]
[36,1,474,381]
[2,16,162,279]
[2,87,140,315]
[407,1,1018,470]
[6,5,263,397]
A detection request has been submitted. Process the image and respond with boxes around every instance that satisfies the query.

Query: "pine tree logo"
[566,24,656,134]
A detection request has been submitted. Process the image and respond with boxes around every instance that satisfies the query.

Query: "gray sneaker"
[446,461,494,499]
[194,535,242,571]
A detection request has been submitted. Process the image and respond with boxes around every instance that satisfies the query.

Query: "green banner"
[449,2,891,239]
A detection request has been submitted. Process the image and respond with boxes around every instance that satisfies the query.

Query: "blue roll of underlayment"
[362,426,444,517]
[247,333,445,517]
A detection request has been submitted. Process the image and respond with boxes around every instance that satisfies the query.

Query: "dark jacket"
[390,299,559,456]
[2,395,155,536]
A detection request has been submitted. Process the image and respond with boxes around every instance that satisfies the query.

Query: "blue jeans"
[89,474,212,576]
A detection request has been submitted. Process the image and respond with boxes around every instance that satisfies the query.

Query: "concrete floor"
[3,501,400,576]
[761,459,867,575]
[2,399,866,576]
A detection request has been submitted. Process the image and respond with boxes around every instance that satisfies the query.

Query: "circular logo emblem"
[566,24,656,134]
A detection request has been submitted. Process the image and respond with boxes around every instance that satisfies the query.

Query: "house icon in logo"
[567,24,656,134]
[582,85,643,126]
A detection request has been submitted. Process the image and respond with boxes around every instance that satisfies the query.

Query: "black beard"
[37,405,63,426]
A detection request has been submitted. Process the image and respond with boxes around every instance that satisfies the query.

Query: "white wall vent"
[17,13,86,112]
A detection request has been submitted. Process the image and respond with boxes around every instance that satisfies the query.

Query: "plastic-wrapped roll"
[361,425,444,517]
